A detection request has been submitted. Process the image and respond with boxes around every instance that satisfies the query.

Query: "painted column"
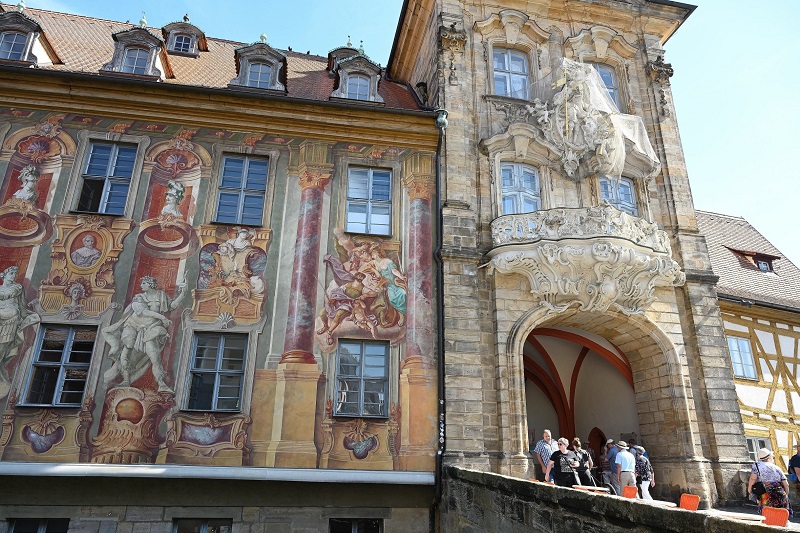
[398,152,437,471]
[281,159,332,364]
[401,152,436,367]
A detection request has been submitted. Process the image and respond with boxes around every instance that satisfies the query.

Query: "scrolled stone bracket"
[439,24,467,85]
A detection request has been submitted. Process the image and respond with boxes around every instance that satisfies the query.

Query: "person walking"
[633,445,654,500]
[747,448,792,516]
[544,438,580,487]
[615,441,636,496]
[533,429,558,482]
[572,437,594,486]
[603,439,620,494]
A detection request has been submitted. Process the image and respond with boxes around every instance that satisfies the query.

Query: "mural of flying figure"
[102,275,187,393]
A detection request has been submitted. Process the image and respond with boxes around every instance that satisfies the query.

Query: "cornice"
[0,67,438,150]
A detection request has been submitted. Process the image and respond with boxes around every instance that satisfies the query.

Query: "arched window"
[172,34,193,54]
[121,47,149,75]
[600,176,637,216]
[588,62,620,110]
[500,163,540,214]
[493,48,528,99]
[0,31,27,61]
[347,74,370,101]
[246,61,273,89]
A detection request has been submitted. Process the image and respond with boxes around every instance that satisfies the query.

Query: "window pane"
[69,327,97,364]
[346,201,368,233]
[245,159,268,190]
[371,171,391,201]
[509,52,527,73]
[502,196,515,215]
[11,520,43,533]
[112,147,137,178]
[521,197,538,213]
[494,74,508,96]
[221,157,245,188]
[522,170,537,191]
[59,368,88,404]
[247,62,272,88]
[103,180,131,214]
[187,372,216,410]
[173,34,193,53]
[618,180,634,204]
[348,169,370,199]
[123,48,149,74]
[27,366,59,404]
[39,327,68,362]
[240,194,265,226]
[86,144,113,176]
[493,51,506,70]
[215,192,241,223]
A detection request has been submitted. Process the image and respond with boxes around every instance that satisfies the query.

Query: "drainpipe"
[431,108,448,532]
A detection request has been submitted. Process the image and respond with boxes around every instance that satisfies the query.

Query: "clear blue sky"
[28,0,800,264]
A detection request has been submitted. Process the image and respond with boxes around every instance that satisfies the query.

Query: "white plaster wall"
[525,380,560,445]
[574,351,639,445]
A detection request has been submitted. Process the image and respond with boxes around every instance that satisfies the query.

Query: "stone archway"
[499,304,716,501]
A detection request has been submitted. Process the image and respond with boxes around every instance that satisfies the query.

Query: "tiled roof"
[696,210,800,311]
[0,4,422,110]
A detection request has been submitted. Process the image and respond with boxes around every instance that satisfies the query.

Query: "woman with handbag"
[571,438,595,486]
[747,448,792,516]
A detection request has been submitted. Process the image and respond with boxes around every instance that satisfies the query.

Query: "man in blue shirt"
[533,429,558,481]
[615,440,637,496]
[603,439,618,491]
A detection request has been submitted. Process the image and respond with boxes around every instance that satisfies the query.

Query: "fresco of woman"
[368,243,406,325]
[0,265,40,399]
[102,276,186,393]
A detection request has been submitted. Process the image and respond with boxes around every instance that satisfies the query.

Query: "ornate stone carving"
[487,206,685,315]
[659,88,672,118]
[160,412,251,465]
[646,55,674,85]
[91,386,173,464]
[39,214,135,316]
[439,24,467,85]
[193,226,271,325]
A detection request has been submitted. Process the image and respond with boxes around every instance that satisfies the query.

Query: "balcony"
[487,205,685,315]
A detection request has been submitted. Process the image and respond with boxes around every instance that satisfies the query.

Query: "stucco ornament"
[11,165,39,203]
[487,206,685,315]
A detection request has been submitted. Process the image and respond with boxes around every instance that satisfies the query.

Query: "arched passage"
[524,326,640,462]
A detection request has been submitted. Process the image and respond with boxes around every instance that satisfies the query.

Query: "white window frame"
[334,340,389,419]
[727,335,758,380]
[0,30,26,61]
[76,141,138,215]
[185,332,248,412]
[121,46,150,75]
[173,519,232,533]
[500,163,540,215]
[745,436,772,463]
[346,73,370,100]
[345,167,392,236]
[171,33,194,54]
[600,176,638,216]
[213,154,269,226]
[246,61,273,89]
[588,62,621,110]
[493,48,529,99]
[22,325,96,407]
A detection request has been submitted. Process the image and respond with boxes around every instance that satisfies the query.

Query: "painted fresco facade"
[389,0,751,505]
[0,5,438,532]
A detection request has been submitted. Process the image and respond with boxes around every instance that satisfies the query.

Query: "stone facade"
[389,0,750,504]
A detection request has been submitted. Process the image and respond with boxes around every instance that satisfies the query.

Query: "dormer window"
[247,61,273,89]
[230,42,285,92]
[0,11,57,66]
[347,74,370,100]
[122,47,149,75]
[0,31,26,60]
[727,247,780,274]
[101,27,166,79]
[757,259,772,273]
[162,22,207,57]
[329,44,384,104]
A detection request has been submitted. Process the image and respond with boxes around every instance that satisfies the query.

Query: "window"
[0,31,26,61]
[346,167,391,235]
[172,34,193,54]
[588,62,620,109]
[500,163,540,215]
[745,437,771,463]
[122,47,149,75]
[246,61,273,89]
[77,142,137,214]
[493,48,528,99]
[335,340,389,418]
[9,519,70,533]
[329,519,383,533]
[214,155,268,225]
[347,74,370,100]
[756,258,773,273]
[727,336,757,380]
[600,176,637,216]
[187,333,247,412]
[24,326,96,407]
[174,519,232,533]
